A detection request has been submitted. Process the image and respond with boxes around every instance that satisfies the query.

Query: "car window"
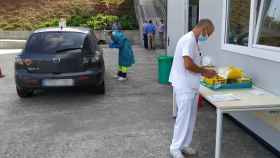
[25,32,86,54]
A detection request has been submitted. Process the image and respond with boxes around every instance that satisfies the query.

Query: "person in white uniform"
[169,19,216,158]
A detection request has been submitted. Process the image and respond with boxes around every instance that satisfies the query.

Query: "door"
[167,0,189,56]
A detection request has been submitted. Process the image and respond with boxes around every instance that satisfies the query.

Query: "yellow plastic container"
[237,76,252,83]
[227,66,243,79]
[203,75,226,85]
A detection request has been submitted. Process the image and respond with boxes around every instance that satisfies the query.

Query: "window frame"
[221,0,280,62]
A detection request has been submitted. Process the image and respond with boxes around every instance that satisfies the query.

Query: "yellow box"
[203,75,226,85]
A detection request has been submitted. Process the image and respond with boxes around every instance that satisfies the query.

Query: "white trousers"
[170,89,199,150]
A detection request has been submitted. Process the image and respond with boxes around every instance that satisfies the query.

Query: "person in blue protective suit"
[108,31,135,81]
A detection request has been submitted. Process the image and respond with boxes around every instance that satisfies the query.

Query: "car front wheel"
[16,87,34,98]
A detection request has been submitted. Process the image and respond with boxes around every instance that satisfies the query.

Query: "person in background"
[108,31,135,81]
[146,20,156,50]
[169,19,216,158]
[112,21,122,31]
[158,19,165,49]
[143,20,149,49]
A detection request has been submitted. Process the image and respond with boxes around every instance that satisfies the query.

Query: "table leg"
[172,89,177,118]
[215,108,223,158]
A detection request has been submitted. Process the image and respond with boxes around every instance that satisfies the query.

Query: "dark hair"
[149,20,153,24]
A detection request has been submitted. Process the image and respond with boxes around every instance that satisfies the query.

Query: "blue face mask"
[198,34,208,44]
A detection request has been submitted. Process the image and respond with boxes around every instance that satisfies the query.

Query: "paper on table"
[207,94,240,102]
[249,88,267,96]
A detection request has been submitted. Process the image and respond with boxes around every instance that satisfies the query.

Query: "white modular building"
[167,0,280,152]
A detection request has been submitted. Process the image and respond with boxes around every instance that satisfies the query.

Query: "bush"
[86,14,138,30]
[87,14,118,30]
[119,15,138,30]
[32,14,138,30]
[67,15,89,26]
[35,19,60,29]
[0,0,138,31]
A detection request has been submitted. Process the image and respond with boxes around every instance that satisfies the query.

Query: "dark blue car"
[15,27,105,97]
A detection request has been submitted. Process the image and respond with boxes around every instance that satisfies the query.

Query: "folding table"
[172,85,280,158]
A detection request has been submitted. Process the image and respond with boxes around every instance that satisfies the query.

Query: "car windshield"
[25,32,86,54]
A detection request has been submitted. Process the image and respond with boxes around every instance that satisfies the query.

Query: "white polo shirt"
[169,31,202,92]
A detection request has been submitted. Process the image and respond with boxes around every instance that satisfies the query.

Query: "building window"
[255,0,280,47]
[222,0,280,62]
[227,0,251,46]
[188,0,199,31]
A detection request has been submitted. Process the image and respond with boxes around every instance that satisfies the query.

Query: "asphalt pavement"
[0,46,277,158]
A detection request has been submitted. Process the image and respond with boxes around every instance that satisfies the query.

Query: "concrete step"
[0,31,31,40]
[0,39,26,49]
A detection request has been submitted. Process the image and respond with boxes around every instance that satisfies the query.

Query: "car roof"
[33,27,91,34]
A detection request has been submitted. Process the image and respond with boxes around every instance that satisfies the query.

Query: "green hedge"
[119,15,138,30]
[35,19,60,29]
[86,14,119,30]
[34,14,138,30]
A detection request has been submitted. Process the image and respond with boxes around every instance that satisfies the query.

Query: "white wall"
[199,0,280,151]
[199,0,280,95]
[167,0,188,55]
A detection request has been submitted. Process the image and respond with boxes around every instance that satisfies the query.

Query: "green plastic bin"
[158,55,173,84]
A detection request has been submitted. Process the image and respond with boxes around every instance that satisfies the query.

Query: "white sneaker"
[118,77,128,81]
[182,147,197,156]
[170,149,185,158]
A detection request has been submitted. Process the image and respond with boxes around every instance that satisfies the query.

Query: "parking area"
[0,46,277,158]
